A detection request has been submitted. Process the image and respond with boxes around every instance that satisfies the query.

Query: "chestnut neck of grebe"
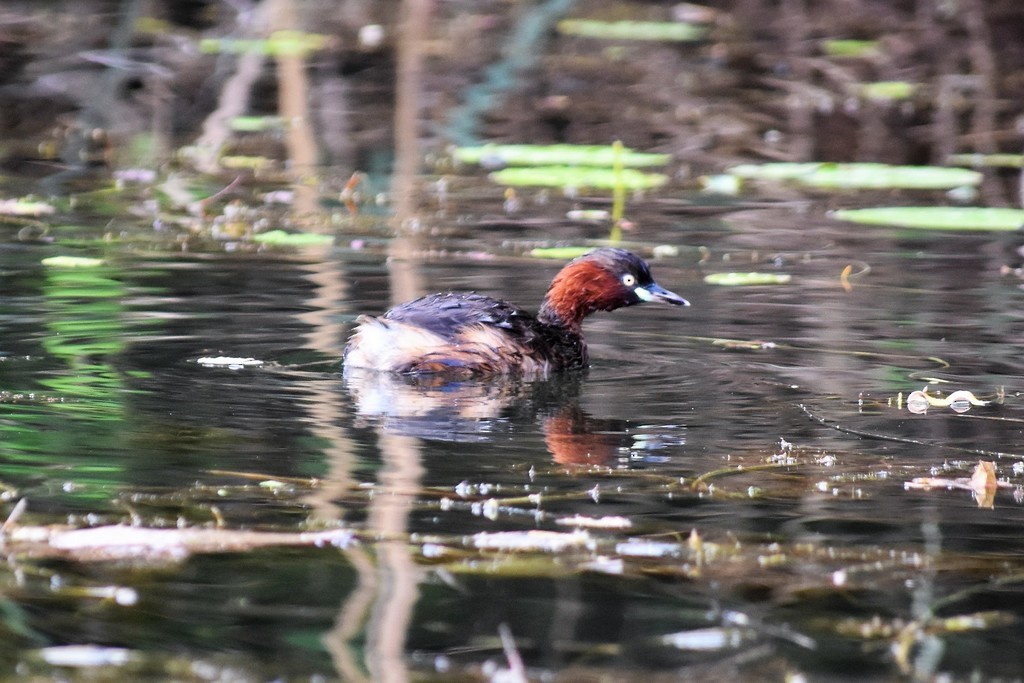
[535,249,690,332]
[536,257,628,331]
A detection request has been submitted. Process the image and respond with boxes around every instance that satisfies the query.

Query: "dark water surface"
[3,192,1024,681]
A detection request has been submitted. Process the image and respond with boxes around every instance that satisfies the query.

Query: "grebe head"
[538,248,689,329]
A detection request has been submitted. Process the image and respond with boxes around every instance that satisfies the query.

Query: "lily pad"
[251,230,334,246]
[199,30,329,57]
[704,272,792,286]
[530,246,596,260]
[727,163,982,190]
[822,39,880,58]
[947,153,1024,168]
[454,144,670,168]
[831,206,1024,231]
[558,19,707,42]
[230,116,287,133]
[858,81,917,101]
[490,166,669,190]
[41,256,105,268]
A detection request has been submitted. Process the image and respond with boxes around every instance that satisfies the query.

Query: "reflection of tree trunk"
[301,257,377,682]
[271,0,320,215]
[355,3,434,674]
[193,2,274,174]
[323,546,376,683]
[365,433,423,683]
[297,258,351,522]
[323,4,430,679]
[392,0,432,228]
[389,0,431,302]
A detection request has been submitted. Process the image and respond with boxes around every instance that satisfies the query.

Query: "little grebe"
[343,247,688,376]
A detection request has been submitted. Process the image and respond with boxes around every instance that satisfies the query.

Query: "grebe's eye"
[621,274,637,287]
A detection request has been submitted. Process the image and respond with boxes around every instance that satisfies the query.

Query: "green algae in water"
[557,19,708,42]
[455,144,670,168]
[727,162,981,190]
[490,166,669,190]
[704,272,792,286]
[832,206,1024,231]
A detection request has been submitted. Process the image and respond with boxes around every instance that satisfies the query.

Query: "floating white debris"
[359,24,385,48]
[0,198,56,216]
[661,627,747,651]
[196,356,264,369]
[555,514,632,529]
[615,539,681,558]
[38,645,134,667]
[582,556,624,574]
[471,529,593,552]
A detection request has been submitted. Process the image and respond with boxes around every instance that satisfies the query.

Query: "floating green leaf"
[454,144,670,168]
[490,166,668,190]
[822,39,880,57]
[41,256,105,268]
[558,19,707,42]
[230,116,287,133]
[219,155,275,171]
[832,206,1024,231]
[947,153,1024,168]
[530,246,595,260]
[199,30,329,56]
[252,230,334,246]
[858,81,917,101]
[727,163,981,190]
[704,272,792,286]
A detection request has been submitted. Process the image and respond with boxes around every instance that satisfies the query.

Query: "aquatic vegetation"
[727,162,982,190]
[557,19,708,42]
[40,256,105,268]
[858,80,917,101]
[947,153,1024,168]
[454,143,670,168]
[704,272,791,286]
[832,206,1024,230]
[229,116,287,133]
[822,39,880,57]
[199,30,330,57]
[904,388,992,414]
[250,230,334,246]
[529,246,596,259]
[489,165,668,190]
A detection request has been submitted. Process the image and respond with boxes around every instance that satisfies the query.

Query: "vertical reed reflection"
[270,0,319,215]
[391,0,432,229]
[326,4,433,680]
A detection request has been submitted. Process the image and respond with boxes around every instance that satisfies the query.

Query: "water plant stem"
[610,139,625,242]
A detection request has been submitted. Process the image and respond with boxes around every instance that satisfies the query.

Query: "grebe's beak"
[636,283,690,306]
